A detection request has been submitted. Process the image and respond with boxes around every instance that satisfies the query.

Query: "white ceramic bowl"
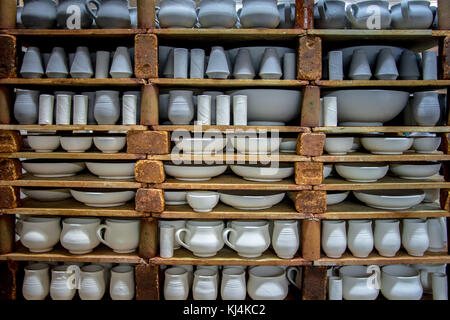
[323,164,333,179]
[353,190,425,210]
[324,90,409,126]
[93,137,126,153]
[70,189,136,207]
[327,191,350,206]
[164,191,187,205]
[27,135,61,153]
[219,191,285,210]
[174,137,226,154]
[164,164,228,181]
[22,160,85,177]
[280,138,297,153]
[412,137,442,154]
[21,188,72,202]
[360,137,414,155]
[186,191,220,212]
[230,164,294,182]
[335,163,389,182]
[231,137,281,154]
[60,137,93,153]
[389,162,442,180]
[86,161,135,179]
[349,137,361,153]
[324,137,354,155]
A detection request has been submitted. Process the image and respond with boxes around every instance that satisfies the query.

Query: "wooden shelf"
[150,79,308,87]
[152,125,309,133]
[0,172,142,189]
[315,175,449,191]
[1,198,146,217]
[0,244,144,264]
[0,152,145,160]
[319,201,449,219]
[314,151,450,163]
[150,248,310,266]
[0,29,145,37]
[148,153,309,163]
[313,126,450,133]
[313,80,450,88]
[314,251,450,266]
[0,124,147,132]
[153,175,310,191]
[0,78,145,86]
[154,199,308,220]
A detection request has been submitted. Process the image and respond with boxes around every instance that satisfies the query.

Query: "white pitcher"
[60,217,101,254]
[164,267,189,300]
[272,220,299,259]
[176,220,225,257]
[247,266,288,300]
[381,264,423,300]
[221,267,246,300]
[110,265,135,300]
[79,265,106,300]
[96,218,140,253]
[321,220,347,258]
[374,219,401,257]
[193,269,218,300]
[339,266,379,300]
[50,265,76,301]
[402,218,430,256]
[23,263,50,300]
[223,220,270,258]
[17,216,61,253]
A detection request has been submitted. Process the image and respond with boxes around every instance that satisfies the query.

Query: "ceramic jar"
[193,269,218,300]
[79,265,106,300]
[240,0,280,29]
[57,0,93,29]
[223,220,270,258]
[14,89,40,124]
[17,216,61,253]
[412,264,447,293]
[22,0,57,29]
[272,220,299,259]
[381,265,423,300]
[347,220,374,258]
[339,266,380,300]
[412,91,441,126]
[346,0,391,30]
[427,218,446,252]
[198,0,237,28]
[159,0,197,28]
[168,90,195,124]
[94,90,120,124]
[374,219,401,257]
[221,267,247,300]
[110,265,135,300]
[314,0,347,29]
[176,220,225,257]
[247,266,288,300]
[402,218,430,256]
[159,220,186,250]
[50,265,76,300]
[85,0,131,29]
[321,220,347,258]
[96,219,140,253]
[23,263,50,300]
[391,0,433,29]
[164,267,189,300]
[60,217,101,254]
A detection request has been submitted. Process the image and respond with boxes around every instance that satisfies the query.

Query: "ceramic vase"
[57,0,93,29]
[60,217,101,254]
[73,95,89,124]
[176,220,225,257]
[233,95,247,125]
[206,46,230,79]
[46,47,69,78]
[399,50,420,80]
[198,0,237,28]
[21,47,44,79]
[129,6,138,29]
[23,263,50,300]
[328,50,344,80]
[402,218,430,256]
[240,0,280,28]
[283,53,296,80]
[374,48,399,80]
[328,276,343,300]
[432,273,448,300]
[247,266,288,300]
[95,51,111,78]
[412,91,441,126]
[38,94,55,124]
[159,220,186,250]
[427,218,446,252]
[81,91,97,124]
[168,90,194,124]
[322,220,347,258]
[193,269,218,300]
[216,95,231,125]
[374,219,401,257]
[85,0,131,29]
[197,95,212,125]
[56,94,72,125]
[277,2,294,28]
[22,0,57,29]
[203,91,223,124]
[347,220,374,258]
[391,0,433,30]
[50,265,76,300]
[94,90,120,124]
[422,50,438,80]
[110,265,135,300]
[272,220,299,259]
[70,46,93,78]
[123,90,141,124]
[160,225,175,258]
[233,48,255,80]
[223,220,270,258]
[314,0,347,29]
[158,0,197,28]
[79,265,105,300]
[173,48,189,79]
[190,49,205,79]
[110,47,133,78]
[221,268,246,300]
[14,89,40,124]
[259,48,282,80]
[162,48,174,78]
[381,265,423,300]
[164,267,189,300]
[18,216,61,253]
[348,49,372,80]
[346,0,391,30]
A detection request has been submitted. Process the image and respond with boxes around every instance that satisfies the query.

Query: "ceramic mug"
[60,217,101,254]
[23,263,50,300]
[17,216,61,253]
[221,267,247,300]
[110,265,135,300]
[79,264,106,300]
[381,264,423,300]
[192,269,218,300]
[247,266,289,300]
[223,220,271,258]
[50,265,77,301]
[272,220,299,259]
[96,218,140,253]
[164,267,189,300]
[176,220,225,257]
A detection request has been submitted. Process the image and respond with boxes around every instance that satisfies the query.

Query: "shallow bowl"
[353,190,425,210]
[27,135,61,153]
[219,191,285,210]
[174,137,226,154]
[70,189,136,207]
[164,164,228,181]
[335,163,389,182]
[231,137,281,154]
[412,137,442,154]
[280,138,297,153]
[230,163,294,182]
[86,161,136,179]
[360,137,414,155]
[324,137,354,155]
[164,191,187,205]
[60,137,93,153]
[327,191,350,206]
[22,160,85,178]
[389,162,442,180]
[21,188,72,202]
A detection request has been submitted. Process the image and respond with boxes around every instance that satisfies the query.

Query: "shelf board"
[154,199,308,220]
[153,175,310,191]
[1,29,145,37]
[314,151,450,163]
[313,80,450,88]
[314,251,450,266]
[0,172,142,189]
[1,198,146,217]
[313,126,450,133]
[0,152,146,160]
[319,201,449,219]
[0,124,147,132]
[0,244,144,264]
[152,125,309,133]
[0,78,145,86]
[315,175,448,191]
[150,248,310,266]
[148,153,309,163]
[150,79,308,87]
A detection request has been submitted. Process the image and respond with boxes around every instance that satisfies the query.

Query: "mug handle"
[286,267,300,289]
[85,0,100,20]
[96,224,112,248]
[346,4,359,26]
[175,228,192,251]
[222,228,237,251]
[401,0,410,20]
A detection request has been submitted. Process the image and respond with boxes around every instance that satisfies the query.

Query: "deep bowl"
[219,191,285,210]
[335,163,389,182]
[93,137,126,153]
[174,137,226,154]
[327,191,350,206]
[389,162,442,180]
[70,189,136,207]
[412,137,442,154]
[27,135,61,153]
[22,160,85,178]
[230,163,294,182]
[60,137,93,153]
[164,164,228,181]
[324,137,354,155]
[86,161,136,179]
[353,190,425,210]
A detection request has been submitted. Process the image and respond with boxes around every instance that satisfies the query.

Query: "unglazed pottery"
[193,269,218,300]
[230,163,294,182]
[348,49,372,80]
[110,265,135,300]
[374,219,401,257]
[70,189,136,207]
[399,50,421,80]
[381,265,423,300]
[391,0,433,29]
[27,135,61,152]
[272,220,299,259]
[206,47,230,79]
[322,220,347,258]
[219,191,285,210]
[21,188,72,202]
[159,0,197,28]
[23,263,50,300]
[346,0,391,30]
[21,47,44,79]
[93,136,126,153]
[339,266,380,300]
[50,265,76,300]
[412,91,441,126]
[14,89,40,124]
[198,0,237,28]
[412,136,441,154]
[96,219,140,253]
[168,90,194,124]
[223,220,271,258]
[240,0,280,28]
[247,266,288,300]
[176,220,225,257]
[85,0,131,29]
[186,191,220,212]
[374,48,399,80]
[231,136,281,154]
[70,46,93,78]
[17,216,61,253]
[164,163,228,181]
[314,0,347,29]
[164,267,189,300]
[60,137,93,153]
[347,220,374,258]
[354,190,425,210]
[402,218,429,256]
[221,268,246,300]
[389,162,442,180]
[360,137,414,155]
[259,48,282,80]
[327,191,350,206]
[22,0,57,29]
[110,46,133,78]
[60,217,101,254]
[22,160,86,178]
[86,161,135,179]
[57,0,93,29]
[94,90,120,124]
[79,265,105,300]
[335,163,389,182]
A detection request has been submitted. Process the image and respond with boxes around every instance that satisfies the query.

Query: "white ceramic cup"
[96,219,140,253]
